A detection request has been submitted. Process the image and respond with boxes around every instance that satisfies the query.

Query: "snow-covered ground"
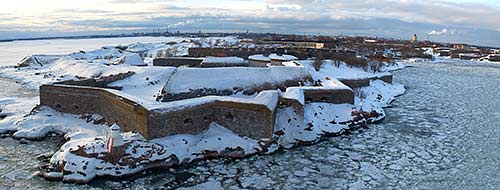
[417,48,500,66]
[0,37,407,183]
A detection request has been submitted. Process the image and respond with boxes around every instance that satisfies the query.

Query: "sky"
[1,0,500,47]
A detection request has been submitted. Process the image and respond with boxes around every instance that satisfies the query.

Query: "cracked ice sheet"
[305,103,353,134]
[3,105,108,140]
[356,80,406,110]
[275,103,353,147]
[0,97,39,134]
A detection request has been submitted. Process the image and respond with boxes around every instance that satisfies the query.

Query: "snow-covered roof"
[284,79,352,98]
[459,53,481,57]
[162,67,312,94]
[108,66,177,101]
[300,60,377,80]
[110,123,121,131]
[282,61,301,67]
[151,90,279,112]
[320,79,352,90]
[269,54,298,61]
[248,54,271,62]
[202,56,245,64]
[282,87,305,105]
[248,54,298,62]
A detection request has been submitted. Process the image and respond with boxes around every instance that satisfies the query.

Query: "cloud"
[428,28,448,35]
[266,3,302,11]
[1,0,500,46]
[166,19,199,28]
[267,0,500,30]
[53,8,112,14]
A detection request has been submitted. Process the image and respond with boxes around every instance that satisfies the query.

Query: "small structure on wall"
[248,53,298,67]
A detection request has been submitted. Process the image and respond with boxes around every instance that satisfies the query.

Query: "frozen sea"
[0,36,182,67]
[1,38,500,189]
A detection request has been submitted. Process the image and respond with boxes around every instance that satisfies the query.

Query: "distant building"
[410,34,417,43]
[248,53,298,66]
[364,39,378,43]
[489,54,500,62]
[435,47,452,57]
[258,41,324,49]
[453,44,476,50]
[458,53,481,60]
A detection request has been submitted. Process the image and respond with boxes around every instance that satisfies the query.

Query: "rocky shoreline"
[34,106,386,184]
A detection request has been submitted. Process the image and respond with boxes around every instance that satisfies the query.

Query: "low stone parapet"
[377,73,393,83]
[153,57,204,67]
[302,88,354,104]
[338,74,393,89]
[339,78,373,88]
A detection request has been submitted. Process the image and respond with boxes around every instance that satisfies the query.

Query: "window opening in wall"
[226,112,234,121]
[184,118,193,125]
[203,115,211,122]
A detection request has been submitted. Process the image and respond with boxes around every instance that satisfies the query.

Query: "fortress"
[39,47,392,140]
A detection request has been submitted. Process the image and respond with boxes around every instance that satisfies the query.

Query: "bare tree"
[313,53,324,71]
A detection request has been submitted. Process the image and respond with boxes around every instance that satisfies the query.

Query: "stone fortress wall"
[40,84,150,137]
[147,100,277,140]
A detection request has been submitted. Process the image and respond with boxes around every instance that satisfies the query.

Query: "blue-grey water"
[0,61,499,189]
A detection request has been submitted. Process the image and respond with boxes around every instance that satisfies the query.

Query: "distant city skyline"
[1,0,500,47]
